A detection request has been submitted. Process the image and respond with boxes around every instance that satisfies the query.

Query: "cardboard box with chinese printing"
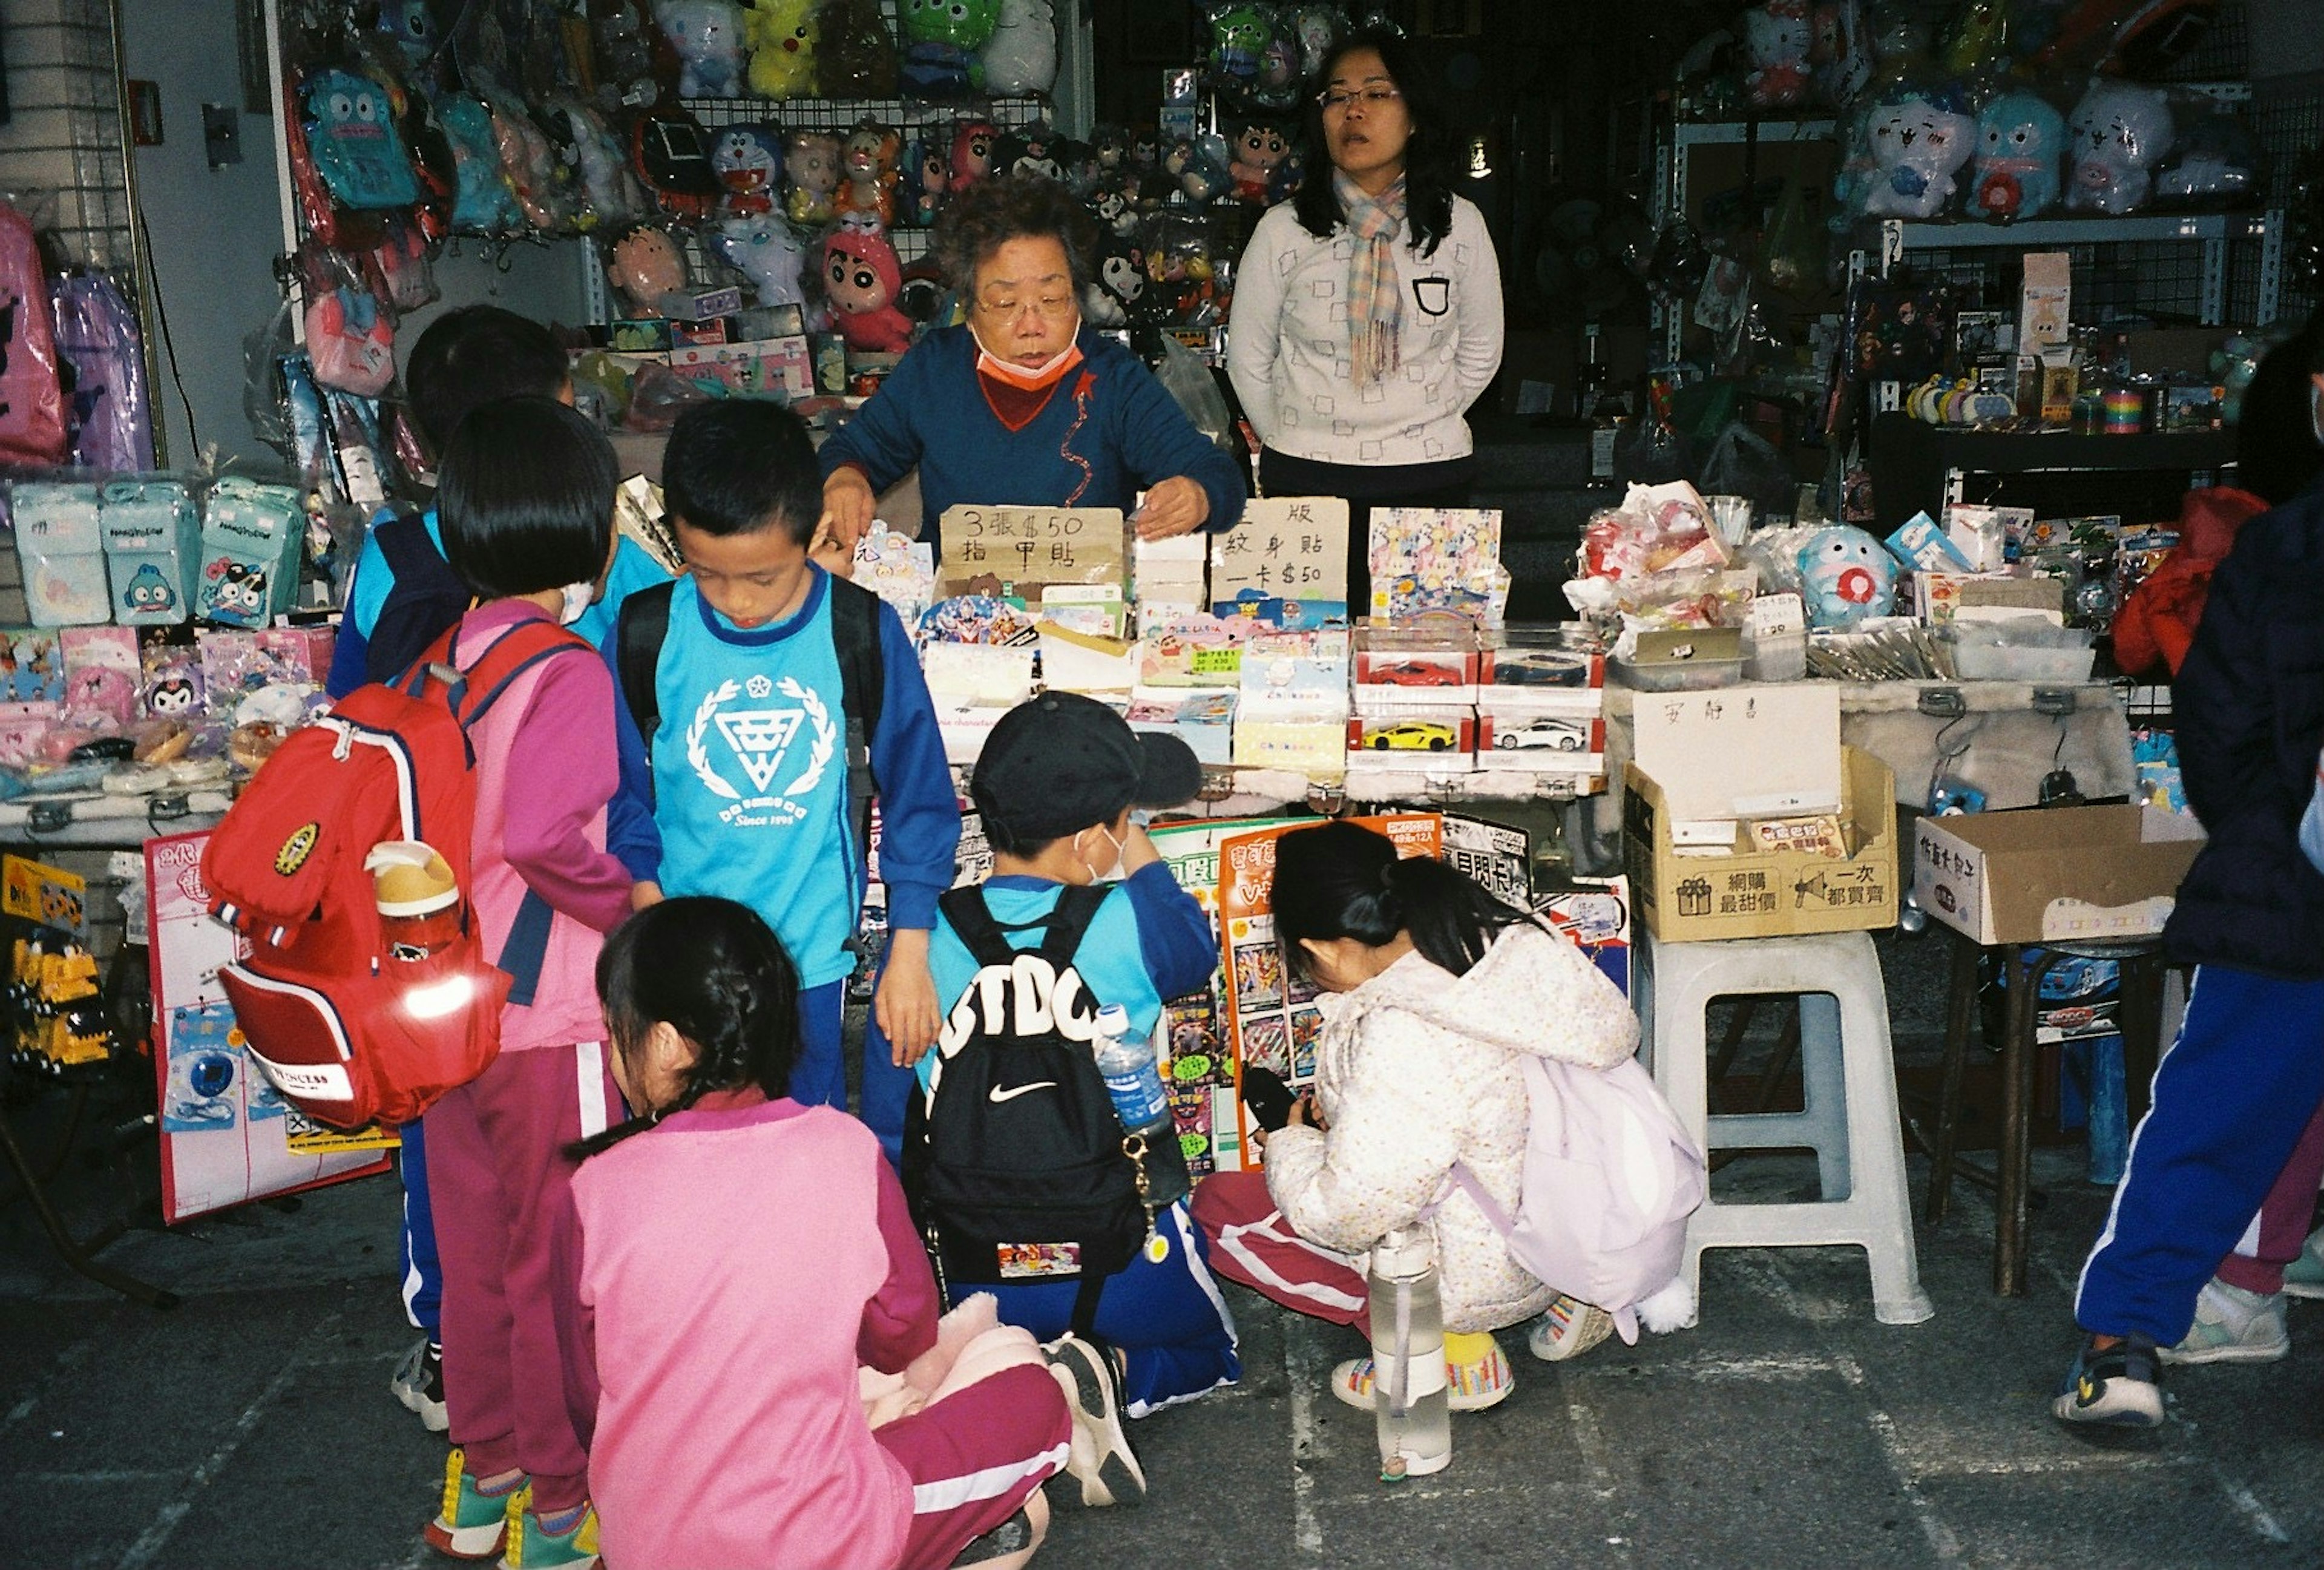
[1912,804,2204,947]
[1625,747,1899,941]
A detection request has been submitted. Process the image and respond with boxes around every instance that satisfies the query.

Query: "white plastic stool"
[1639,929,1935,1325]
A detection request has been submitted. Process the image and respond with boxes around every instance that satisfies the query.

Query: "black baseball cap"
[971,692,1204,847]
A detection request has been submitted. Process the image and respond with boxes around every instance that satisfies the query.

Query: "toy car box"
[1480,712,1605,773]
[1347,708,1476,772]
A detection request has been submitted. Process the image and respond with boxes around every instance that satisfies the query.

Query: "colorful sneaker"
[1043,1333,1146,1508]
[2161,1278,2289,1366]
[499,1490,599,1570]
[392,1338,448,1434]
[2282,1226,2324,1301]
[1528,1296,1615,1364]
[422,1448,520,1561]
[1331,1337,1515,1415]
[2051,1335,2164,1431]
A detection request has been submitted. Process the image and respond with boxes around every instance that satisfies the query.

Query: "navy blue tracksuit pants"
[2076,964,2324,1343]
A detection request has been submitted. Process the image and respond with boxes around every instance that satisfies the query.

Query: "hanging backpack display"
[905,884,1149,1327]
[49,271,153,472]
[298,65,422,211]
[629,108,722,220]
[0,203,69,468]
[202,618,590,1129]
[436,94,523,233]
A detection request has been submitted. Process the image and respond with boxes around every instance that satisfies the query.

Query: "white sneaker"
[2282,1226,2324,1301]
[2159,1278,2289,1366]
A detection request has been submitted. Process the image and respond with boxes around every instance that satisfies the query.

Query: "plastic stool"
[1640,929,1935,1325]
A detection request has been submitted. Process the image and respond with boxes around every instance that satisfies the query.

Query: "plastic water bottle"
[1367,1225,1451,1481]
[1092,1003,1171,1140]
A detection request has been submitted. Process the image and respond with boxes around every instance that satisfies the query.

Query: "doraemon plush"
[712,214,807,309]
[1796,525,1898,628]
[711,122,783,214]
[982,0,1057,96]
[1972,90,2065,220]
[1858,88,1977,219]
[744,0,818,99]
[1744,0,1813,109]
[658,1,745,97]
[2066,82,2175,215]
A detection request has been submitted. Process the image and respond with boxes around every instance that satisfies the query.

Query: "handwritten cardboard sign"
[939,505,1126,602]
[1210,497,1348,627]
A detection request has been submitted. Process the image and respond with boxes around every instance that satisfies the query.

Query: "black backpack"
[363,513,474,685]
[907,884,1150,1330]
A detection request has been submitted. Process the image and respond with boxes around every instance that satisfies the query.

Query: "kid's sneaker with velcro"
[2281,1226,2324,1301]
[423,1448,521,1560]
[499,1488,599,1570]
[2161,1278,2289,1365]
[2052,1335,2164,1431]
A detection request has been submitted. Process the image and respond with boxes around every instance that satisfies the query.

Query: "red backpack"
[201,619,587,1129]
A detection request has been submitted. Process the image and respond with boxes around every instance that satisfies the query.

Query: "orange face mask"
[971,324,1085,392]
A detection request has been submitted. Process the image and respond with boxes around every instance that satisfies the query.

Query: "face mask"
[1078,823,1126,884]
[557,580,596,626]
[971,323,1084,392]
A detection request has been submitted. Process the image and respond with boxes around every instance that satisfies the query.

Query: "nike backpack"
[200,619,586,1129]
[905,884,1149,1327]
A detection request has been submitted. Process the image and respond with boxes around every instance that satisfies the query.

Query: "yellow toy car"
[1367,721,1457,752]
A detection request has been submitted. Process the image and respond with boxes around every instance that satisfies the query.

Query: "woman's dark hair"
[931,174,1098,294]
[404,304,570,452]
[1272,820,1530,980]
[435,396,616,599]
[660,398,822,543]
[571,896,802,1161]
[1292,30,1456,258]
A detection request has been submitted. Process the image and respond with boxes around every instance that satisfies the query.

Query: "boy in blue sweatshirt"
[610,402,958,1160]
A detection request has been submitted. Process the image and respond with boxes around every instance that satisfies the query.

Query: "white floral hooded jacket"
[1259,923,1640,1333]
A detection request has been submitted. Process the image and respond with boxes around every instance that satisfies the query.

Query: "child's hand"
[878,929,941,1066]
[629,880,665,912]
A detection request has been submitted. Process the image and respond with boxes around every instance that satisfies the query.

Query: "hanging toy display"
[743,0,819,98]
[711,122,784,214]
[982,0,1059,96]
[822,222,913,353]
[901,136,950,228]
[609,226,689,317]
[1795,525,1898,628]
[839,119,902,227]
[297,65,422,212]
[899,0,1000,99]
[1229,122,1294,204]
[1854,87,1977,219]
[436,93,522,232]
[1742,0,1813,109]
[711,214,808,309]
[816,0,900,97]
[784,129,844,225]
[950,118,1001,193]
[2065,80,2174,215]
[1971,88,2065,221]
[657,1,746,97]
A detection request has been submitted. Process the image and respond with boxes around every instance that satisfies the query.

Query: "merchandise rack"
[1877,210,2285,328]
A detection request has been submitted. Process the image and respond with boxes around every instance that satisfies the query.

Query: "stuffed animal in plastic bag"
[744,0,818,97]
[2066,81,2174,215]
[902,137,950,228]
[377,0,439,84]
[2156,110,2256,206]
[1811,0,1866,107]
[1857,88,1976,218]
[1972,90,2065,220]
[658,1,744,96]
[1796,525,1897,628]
[1290,5,1344,76]
[1744,0,1813,108]
[0,205,68,467]
[50,272,152,472]
[299,67,421,211]
[609,226,688,316]
[1088,172,1138,235]
[631,108,723,221]
[901,0,999,98]
[839,120,902,226]
[785,129,843,225]
[1164,134,1234,208]
[592,1,668,110]
[306,285,397,396]
[553,99,648,226]
[999,122,1065,182]
[712,121,783,214]
[436,95,522,231]
[1229,122,1293,203]
[950,119,1000,192]
[489,98,571,231]
[1082,232,1146,327]
[823,222,913,353]
[712,214,807,309]
[983,0,1057,96]
[818,0,899,96]
[1206,4,1277,111]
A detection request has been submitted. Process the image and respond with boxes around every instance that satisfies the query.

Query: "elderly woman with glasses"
[1226,31,1504,614]
[816,177,1246,559]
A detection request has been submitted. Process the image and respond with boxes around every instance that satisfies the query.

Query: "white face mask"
[557,580,597,627]
[1078,822,1127,883]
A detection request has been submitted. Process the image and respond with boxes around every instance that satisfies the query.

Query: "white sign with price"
[1210,497,1349,613]
[1632,683,1842,827]
[939,505,1126,601]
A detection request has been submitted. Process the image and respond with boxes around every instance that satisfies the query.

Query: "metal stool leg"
[0,1096,177,1309]
[1925,928,1981,1224]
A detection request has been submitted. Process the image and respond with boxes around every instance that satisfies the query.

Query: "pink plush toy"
[822,222,912,353]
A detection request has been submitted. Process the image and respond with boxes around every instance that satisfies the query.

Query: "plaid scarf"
[1337,171,1405,389]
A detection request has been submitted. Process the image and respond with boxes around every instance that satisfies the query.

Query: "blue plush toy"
[1796,524,1898,628]
[300,67,420,211]
[1972,90,2065,221]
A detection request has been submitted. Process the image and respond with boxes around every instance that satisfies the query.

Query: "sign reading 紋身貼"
[1210,497,1349,629]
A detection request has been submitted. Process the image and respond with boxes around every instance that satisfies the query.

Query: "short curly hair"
[930,175,1098,296]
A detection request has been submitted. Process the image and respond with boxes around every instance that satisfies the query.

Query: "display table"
[0,790,231,845]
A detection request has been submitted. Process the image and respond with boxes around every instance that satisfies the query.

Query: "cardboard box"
[1912,804,2205,946]
[1626,746,1899,941]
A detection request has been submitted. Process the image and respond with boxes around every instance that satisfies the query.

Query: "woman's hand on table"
[1131,476,1210,541]
[818,467,878,553]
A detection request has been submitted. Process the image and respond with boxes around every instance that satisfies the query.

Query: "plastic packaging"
[1092,1002,1172,1138]
[0,203,68,467]
[50,271,154,471]
[1368,1225,1451,1481]
[1154,332,1233,450]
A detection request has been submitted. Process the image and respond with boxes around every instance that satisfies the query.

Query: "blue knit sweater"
[816,325,1246,556]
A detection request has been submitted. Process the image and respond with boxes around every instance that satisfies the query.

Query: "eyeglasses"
[1317,86,1402,114]
[974,290,1077,320]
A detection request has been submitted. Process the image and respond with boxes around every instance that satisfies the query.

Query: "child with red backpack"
[410,397,643,1569]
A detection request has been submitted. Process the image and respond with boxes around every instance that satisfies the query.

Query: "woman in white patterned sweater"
[1226,30,1505,614]
[1190,821,1639,1412]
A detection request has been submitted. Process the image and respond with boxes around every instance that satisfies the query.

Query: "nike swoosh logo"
[989,1081,1057,1103]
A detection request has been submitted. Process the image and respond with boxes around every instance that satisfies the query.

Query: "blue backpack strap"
[827,575,886,859]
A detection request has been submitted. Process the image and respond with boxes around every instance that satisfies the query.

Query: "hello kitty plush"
[1744,0,1813,110]
[982,0,1057,96]
[744,0,818,98]
[711,214,807,308]
[2066,82,2175,215]
[1972,90,2065,220]
[1796,525,1897,628]
[658,1,744,97]
[823,222,912,354]
[1858,88,1977,219]
[784,129,842,225]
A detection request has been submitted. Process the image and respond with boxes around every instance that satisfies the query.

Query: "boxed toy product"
[57,626,140,725]
[1347,708,1477,771]
[100,478,200,625]
[12,482,110,628]
[0,629,66,703]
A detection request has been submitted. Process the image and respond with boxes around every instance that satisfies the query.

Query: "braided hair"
[570,896,801,1161]
[1272,820,1531,980]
